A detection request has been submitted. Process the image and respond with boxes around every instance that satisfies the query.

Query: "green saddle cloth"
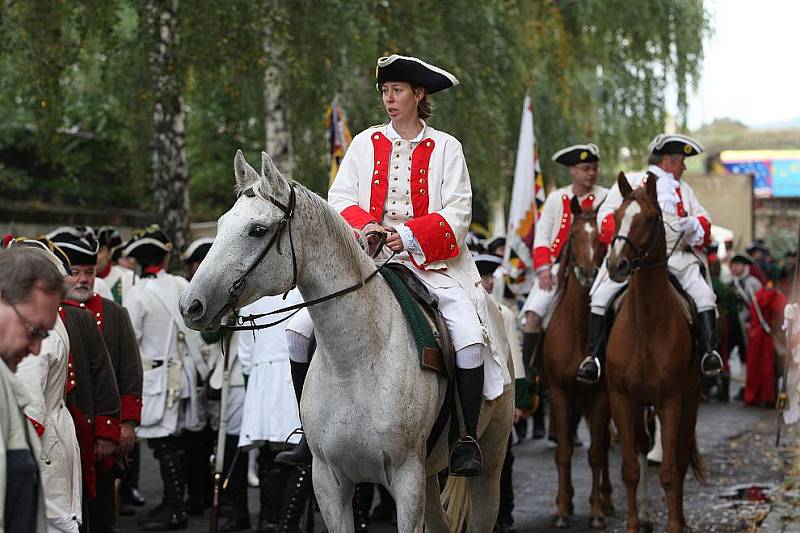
[378,267,440,362]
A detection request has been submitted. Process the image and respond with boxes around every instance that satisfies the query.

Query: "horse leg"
[657,399,684,533]
[676,396,702,531]
[313,459,355,533]
[550,385,574,527]
[609,391,641,533]
[423,474,450,533]
[585,393,611,529]
[599,395,615,517]
[468,403,511,533]
[390,457,427,533]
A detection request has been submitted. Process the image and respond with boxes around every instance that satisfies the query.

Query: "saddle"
[378,263,458,456]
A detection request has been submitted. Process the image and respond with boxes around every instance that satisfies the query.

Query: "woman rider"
[278,54,509,477]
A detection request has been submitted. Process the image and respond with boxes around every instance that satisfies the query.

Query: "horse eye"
[248,224,268,237]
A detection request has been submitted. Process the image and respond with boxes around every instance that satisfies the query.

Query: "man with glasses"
[0,245,67,533]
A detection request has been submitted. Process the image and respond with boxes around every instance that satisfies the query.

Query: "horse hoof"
[590,516,607,529]
[602,503,616,517]
[553,515,570,528]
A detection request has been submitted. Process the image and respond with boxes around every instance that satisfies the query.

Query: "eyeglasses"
[9,303,50,341]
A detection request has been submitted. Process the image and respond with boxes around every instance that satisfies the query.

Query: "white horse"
[180,151,513,532]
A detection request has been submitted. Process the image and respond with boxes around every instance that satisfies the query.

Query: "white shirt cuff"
[394,223,422,254]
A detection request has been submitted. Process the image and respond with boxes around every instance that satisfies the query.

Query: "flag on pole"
[327,95,352,186]
[503,94,545,295]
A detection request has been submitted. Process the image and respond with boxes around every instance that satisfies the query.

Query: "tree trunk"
[147,0,190,268]
[262,0,294,177]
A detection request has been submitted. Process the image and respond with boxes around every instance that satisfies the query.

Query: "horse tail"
[689,431,707,485]
[441,475,472,531]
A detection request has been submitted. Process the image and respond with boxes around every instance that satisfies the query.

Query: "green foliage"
[0,0,709,223]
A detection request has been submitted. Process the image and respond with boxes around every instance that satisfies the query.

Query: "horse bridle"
[220,182,395,332]
[609,213,665,271]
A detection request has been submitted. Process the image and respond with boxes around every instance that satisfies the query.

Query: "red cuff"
[120,394,142,424]
[532,247,552,271]
[404,213,459,264]
[599,214,615,245]
[26,416,45,437]
[340,205,376,230]
[94,416,121,444]
[697,216,711,245]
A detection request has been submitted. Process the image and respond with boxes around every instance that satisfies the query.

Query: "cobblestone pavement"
[122,397,798,532]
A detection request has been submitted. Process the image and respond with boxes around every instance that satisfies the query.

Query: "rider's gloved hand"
[677,216,704,246]
[537,267,554,291]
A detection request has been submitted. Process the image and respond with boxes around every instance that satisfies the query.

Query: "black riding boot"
[219,435,251,532]
[521,332,540,372]
[576,313,606,384]
[275,361,313,466]
[698,310,724,377]
[717,371,731,402]
[450,364,485,477]
[142,438,188,531]
[256,449,290,532]
[353,483,372,532]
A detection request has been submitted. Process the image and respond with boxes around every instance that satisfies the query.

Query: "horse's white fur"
[613,200,642,256]
[181,151,512,532]
[583,221,596,262]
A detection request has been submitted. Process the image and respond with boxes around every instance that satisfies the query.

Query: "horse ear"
[645,171,658,202]
[570,195,582,216]
[234,150,259,190]
[617,172,633,198]
[261,151,284,183]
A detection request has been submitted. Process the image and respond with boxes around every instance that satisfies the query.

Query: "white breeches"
[285,284,486,368]
[521,263,560,321]
[590,251,717,315]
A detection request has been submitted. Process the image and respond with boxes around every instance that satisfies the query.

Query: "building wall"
[684,173,753,250]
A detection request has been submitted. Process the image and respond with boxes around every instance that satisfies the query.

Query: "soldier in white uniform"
[520,143,608,369]
[95,226,139,306]
[279,54,512,477]
[576,134,724,383]
[123,227,205,530]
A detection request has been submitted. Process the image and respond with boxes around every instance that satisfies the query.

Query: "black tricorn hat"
[474,253,502,277]
[181,238,214,264]
[376,54,459,94]
[49,233,99,267]
[552,143,600,166]
[11,236,72,277]
[648,133,704,157]
[123,225,172,260]
[730,252,755,265]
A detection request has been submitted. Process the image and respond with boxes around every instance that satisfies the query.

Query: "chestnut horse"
[605,172,705,533]
[543,196,613,529]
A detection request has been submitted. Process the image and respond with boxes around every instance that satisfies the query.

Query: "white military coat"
[124,270,205,438]
[328,122,511,399]
[238,293,303,449]
[16,318,82,532]
[102,265,138,305]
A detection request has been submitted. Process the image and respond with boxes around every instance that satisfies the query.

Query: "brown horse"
[543,196,614,529]
[605,172,705,533]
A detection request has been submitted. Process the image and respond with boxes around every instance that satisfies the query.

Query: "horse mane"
[252,177,369,274]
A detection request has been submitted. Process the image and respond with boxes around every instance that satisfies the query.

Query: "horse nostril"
[617,258,630,275]
[186,299,205,320]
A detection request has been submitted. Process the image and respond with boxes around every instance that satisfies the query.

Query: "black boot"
[450,365,484,477]
[276,361,313,466]
[717,372,730,402]
[142,439,188,531]
[277,466,313,533]
[353,483,372,532]
[698,310,723,377]
[256,450,290,532]
[521,332,540,372]
[219,435,251,532]
[576,313,606,384]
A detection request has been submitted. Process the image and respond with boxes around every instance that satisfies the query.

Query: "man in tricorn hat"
[123,226,205,530]
[577,133,723,383]
[51,229,143,532]
[520,143,607,375]
[95,226,139,305]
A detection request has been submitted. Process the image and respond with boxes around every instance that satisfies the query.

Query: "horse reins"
[610,215,685,272]
[221,183,396,332]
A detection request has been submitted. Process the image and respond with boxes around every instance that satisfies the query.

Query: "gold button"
[374,170,379,175]
[373,134,380,140]
[68,363,73,368]
[70,380,76,386]
[449,244,455,250]
[97,321,102,326]
[419,169,426,174]
[370,206,376,211]
[426,141,432,147]
[419,178,425,184]
[561,223,566,228]
[589,195,594,200]
[80,303,85,308]
[395,154,400,158]
[374,179,380,185]
[562,195,568,200]
[439,221,445,227]
[396,141,401,146]
[376,161,381,165]
[394,165,398,170]
[445,232,451,238]
[106,419,111,425]
[95,312,100,317]
[419,189,426,195]
[555,238,560,243]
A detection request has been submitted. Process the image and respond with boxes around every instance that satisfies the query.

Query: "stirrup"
[701,351,723,377]
[449,435,484,477]
[280,427,305,452]
[576,356,601,384]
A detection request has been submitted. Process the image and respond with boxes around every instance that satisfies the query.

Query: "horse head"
[181,150,299,331]
[566,195,604,289]
[606,171,663,282]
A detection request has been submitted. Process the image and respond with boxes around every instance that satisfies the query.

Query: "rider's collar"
[385,119,427,143]
[647,164,678,184]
